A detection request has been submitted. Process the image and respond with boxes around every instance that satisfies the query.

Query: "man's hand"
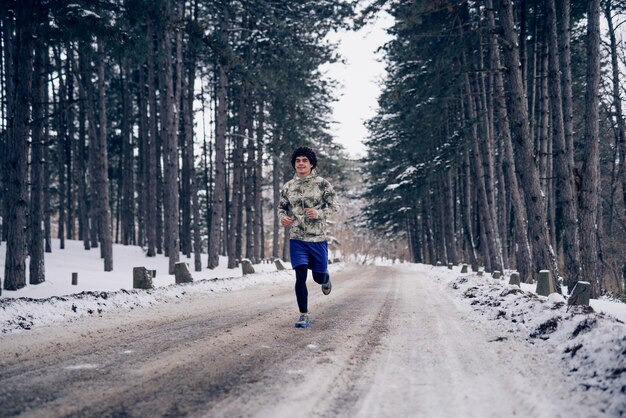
[280,216,293,228]
[304,208,318,219]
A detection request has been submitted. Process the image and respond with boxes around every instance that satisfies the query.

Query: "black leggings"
[295,265,326,313]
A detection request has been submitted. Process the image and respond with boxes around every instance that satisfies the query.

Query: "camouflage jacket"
[278,169,338,242]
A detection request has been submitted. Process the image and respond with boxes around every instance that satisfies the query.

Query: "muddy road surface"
[1,265,580,417]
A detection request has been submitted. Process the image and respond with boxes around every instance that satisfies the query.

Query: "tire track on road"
[206,266,398,418]
[2,265,393,418]
[318,267,398,418]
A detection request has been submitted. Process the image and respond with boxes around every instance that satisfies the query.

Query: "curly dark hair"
[291,146,317,169]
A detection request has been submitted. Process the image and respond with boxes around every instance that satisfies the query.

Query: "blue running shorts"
[289,239,328,273]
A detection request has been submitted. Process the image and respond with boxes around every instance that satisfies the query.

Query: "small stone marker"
[477,269,484,276]
[133,267,153,290]
[174,262,193,284]
[241,259,255,275]
[151,270,157,278]
[447,263,453,270]
[72,272,78,285]
[492,271,502,279]
[436,261,442,267]
[274,259,286,271]
[509,272,521,287]
[536,270,555,296]
[461,264,468,273]
[568,281,591,306]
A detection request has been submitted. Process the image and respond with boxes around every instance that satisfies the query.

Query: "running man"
[278,146,338,328]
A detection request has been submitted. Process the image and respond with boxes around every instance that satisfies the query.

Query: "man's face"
[294,156,313,177]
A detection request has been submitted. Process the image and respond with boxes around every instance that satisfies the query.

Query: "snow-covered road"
[0,264,621,417]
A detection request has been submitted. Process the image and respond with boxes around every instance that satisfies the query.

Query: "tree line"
[1,0,353,292]
[362,0,626,298]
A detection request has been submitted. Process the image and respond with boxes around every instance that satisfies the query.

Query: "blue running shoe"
[294,314,310,328]
[321,273,332,295]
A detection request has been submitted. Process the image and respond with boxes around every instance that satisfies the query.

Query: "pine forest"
[1,0,625,301]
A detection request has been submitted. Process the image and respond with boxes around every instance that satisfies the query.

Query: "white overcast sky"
[323,11,394,159]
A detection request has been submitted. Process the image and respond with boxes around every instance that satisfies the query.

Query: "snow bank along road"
[0,265,606,417]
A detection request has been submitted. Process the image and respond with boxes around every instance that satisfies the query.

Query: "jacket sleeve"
[277,183,291,219]
[316,179,338,222]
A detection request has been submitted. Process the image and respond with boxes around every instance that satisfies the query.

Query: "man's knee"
[312,271,326,284]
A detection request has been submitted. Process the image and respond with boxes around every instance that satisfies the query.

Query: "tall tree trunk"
[208,14,229,269]
[245,95,256,262]
[159,2,181,274]
[546,0,581,289]
[76,59,90,251]
[433,180,447,264]
[519,0,528,93]
[412,211,424,263]
[78,44,100,251]
[228,92,245,269]
[578,0,602,297]
[604,0,626,235]
[42,51,51,254]
[172,0,183,261]
[4,0,35,291]
[443,170,457,264]
[259,203,265,260]
[497,147,510,268]
[474,73,503,270]
[487,0,533,282]
[180,37,192,258]
[496,0,560,288]
[65,54,75,241]
[529,11,540,146]
[55,48,66,250]
[181,68,192,258]
[406,216,415,263]
[137,67,148,248]
[146,21,158,257]
[254,99,265,262]
[29,36,46,285]
[537,36,556,250]
[121,60,135,246]
[0,6,15,246]
[423,193,435,265]
[184,59,202,271]
[43,119,52,254]
[96,41,113,271]
[201,80,213,260]
[460,150,479,271]
[159,22,170,258]
[463,67,501,273]
[557,0,575,167]
[186,0,202,271]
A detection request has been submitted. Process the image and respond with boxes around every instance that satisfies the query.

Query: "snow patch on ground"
[0,238,346,334]
[415,264,626,417]
[0,270,296,333]
[1,259,346,334]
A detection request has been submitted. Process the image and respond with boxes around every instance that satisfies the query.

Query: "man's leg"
[313,271,331,295]
[312,271,326,285]
[294,264,309,313]
[309,241,331,295]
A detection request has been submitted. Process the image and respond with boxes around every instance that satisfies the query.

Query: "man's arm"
[314,179,338,222]
[277,183,292,225]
